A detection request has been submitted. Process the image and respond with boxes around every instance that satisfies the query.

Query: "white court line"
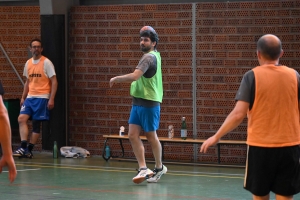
[2,168,41,173]
[16,161,245,177]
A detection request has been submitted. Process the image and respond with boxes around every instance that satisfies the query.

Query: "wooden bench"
[102,134,246,164]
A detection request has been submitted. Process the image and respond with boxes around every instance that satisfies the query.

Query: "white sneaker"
[132,168,154,184]
[147,165,167,183]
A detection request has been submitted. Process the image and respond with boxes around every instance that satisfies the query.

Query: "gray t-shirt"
[235,67,300,110]
[132,52,159,107]
[136,53,157,77]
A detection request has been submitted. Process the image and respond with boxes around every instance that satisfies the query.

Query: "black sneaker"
[25,150,33,158]
[13,147,26,157]
[13,147,33,158]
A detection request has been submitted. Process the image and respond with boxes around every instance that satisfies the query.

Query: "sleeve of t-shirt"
[136,53,154,73]
[23,60,29,78]
[44,59,56,78]
[0,81,4,95]
[235,70,254,103]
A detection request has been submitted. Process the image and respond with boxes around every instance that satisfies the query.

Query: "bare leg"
[253,194,269,200]
[18,114,30,141]
[275,194,293,200]
[145,131,162,168]
[128,124,146,169]
[29,132,40,144]
[253,193,293,200]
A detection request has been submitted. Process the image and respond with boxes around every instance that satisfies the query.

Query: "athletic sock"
[155,166,163,171]
[28,143,35,152]
[21,140,27,149]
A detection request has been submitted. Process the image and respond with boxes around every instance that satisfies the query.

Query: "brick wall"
[0,6,41,150]
[196,1,300,164]
[0,6,40,99]
[69,1,300,165]
[1,1,299,164]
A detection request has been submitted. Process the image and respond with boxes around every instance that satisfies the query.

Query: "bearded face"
[30,41,43,58]
[140,37,155,53]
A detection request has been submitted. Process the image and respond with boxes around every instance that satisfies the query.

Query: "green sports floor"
[0,153,299,200]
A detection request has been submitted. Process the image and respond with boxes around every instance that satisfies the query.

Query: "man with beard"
[109,26,167,184]
[13,38,57,158]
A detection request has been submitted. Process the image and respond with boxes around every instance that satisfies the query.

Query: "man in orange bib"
[13,38,58,158]
[200,34,300,200]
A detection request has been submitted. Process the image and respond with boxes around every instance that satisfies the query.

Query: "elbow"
[229,110,246,124]
[132,74,140,81]
[234,113,246,124]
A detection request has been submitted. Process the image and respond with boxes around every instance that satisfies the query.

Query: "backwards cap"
[140,26,157,35]
[140,26,159,48]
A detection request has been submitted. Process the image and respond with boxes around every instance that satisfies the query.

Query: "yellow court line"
[16,163,244,180]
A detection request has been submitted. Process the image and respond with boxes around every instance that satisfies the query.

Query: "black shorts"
[244,145,300,196]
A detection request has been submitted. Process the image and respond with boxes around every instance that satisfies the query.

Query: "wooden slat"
[103,134,246,144]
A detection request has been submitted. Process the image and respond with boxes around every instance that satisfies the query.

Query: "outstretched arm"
[0,95,17,183]
[200,100,249,153]
[109,69,144,88]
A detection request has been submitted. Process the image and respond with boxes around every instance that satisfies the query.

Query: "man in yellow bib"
[110,26,167,184]
[13,38,57,158]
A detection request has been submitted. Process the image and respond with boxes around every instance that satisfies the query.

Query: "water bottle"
[119,126,125,136]
[105,145,111,159]
[53,141,58,159]
[181,117,187,140]
[168,125,174,139]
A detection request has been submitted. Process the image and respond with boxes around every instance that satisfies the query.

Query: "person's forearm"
[115,73,139,83]
[21,81,29,99]
[49,78,58,101]
[214,111,245,140]
[0,96,12,156]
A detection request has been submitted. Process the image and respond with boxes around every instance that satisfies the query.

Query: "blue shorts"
[128,105,160,132]
[20,98,49,121]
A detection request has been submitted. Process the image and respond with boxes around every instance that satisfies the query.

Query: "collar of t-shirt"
[32,58,41,64]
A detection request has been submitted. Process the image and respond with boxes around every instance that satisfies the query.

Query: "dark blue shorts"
[20,98,49,121]
[128,105,160,132]
[244,145,300,196]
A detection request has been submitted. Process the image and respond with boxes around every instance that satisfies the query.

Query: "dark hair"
[140,30,159,48]
[30,38,43,48]
[257,36,282,60]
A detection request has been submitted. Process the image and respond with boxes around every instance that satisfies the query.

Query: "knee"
[18,115,28,124]
[128,132,139,141]
[146,134,158,144]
